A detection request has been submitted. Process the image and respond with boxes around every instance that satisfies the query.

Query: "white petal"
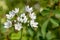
[20,13,25,17]
[29,7,33,12]
[17,17,20,22]
[6,14,11,19]
[9,11,12,14]
[4,26,9,28]
[25,5,29,12]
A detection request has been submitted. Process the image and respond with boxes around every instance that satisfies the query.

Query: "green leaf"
[50,18,59,28]
[46,31,55,40]
[0,33,4,40]
[38,0,48,7]
[22,36,28,40]
[54,0,59,3]
[10,32,21,40]
[41,19,49,38]
[28,28,34,37]
[41,10,50,16]
[0,19,6,34]
[36,32,41,40]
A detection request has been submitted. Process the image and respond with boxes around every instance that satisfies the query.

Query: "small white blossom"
[6,8,19,19]
[17,13,28,23]
[21,13,28,23]
[9,11,15,16]
[6,14,12,19]
[6,11,15,19]
[14,23,22,31]
[30,20,38,28]
[14,8,19,13]
[17,16,23,22]
[20,13,25,17]
[25,5,33,13]
[11,10,15,13]
[29,12,36,20]
[4,20,12,28]
[9,11,15,15]
[11,8,19,14]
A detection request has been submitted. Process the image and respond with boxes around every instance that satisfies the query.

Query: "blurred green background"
[0,0,60,40]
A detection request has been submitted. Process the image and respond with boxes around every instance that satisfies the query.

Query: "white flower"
[6,14,12,19]
[11,10,15,13]
[20,13,28,23]
[6,11,15,19]
[6,8,19,19]
[30,20,38,28]
[25,5,33,13]
[14,8,19,13]
[29,12,36,20]
[17,16,23,22]
[11,8,19,14]
[14,23,22,31]
[4,20,12,28]
[9,11,16,16]
[17,13,28,23]
[20,13,25,17]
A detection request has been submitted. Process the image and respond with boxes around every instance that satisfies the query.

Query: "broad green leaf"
[50,18,59,28]
[46,31,55,40]
[41,19,49,38]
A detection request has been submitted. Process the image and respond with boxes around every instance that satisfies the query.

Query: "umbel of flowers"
[4,5,38,31]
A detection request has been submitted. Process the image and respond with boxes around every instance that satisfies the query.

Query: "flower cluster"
[4,5,38,31]
[25,5,38,28]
